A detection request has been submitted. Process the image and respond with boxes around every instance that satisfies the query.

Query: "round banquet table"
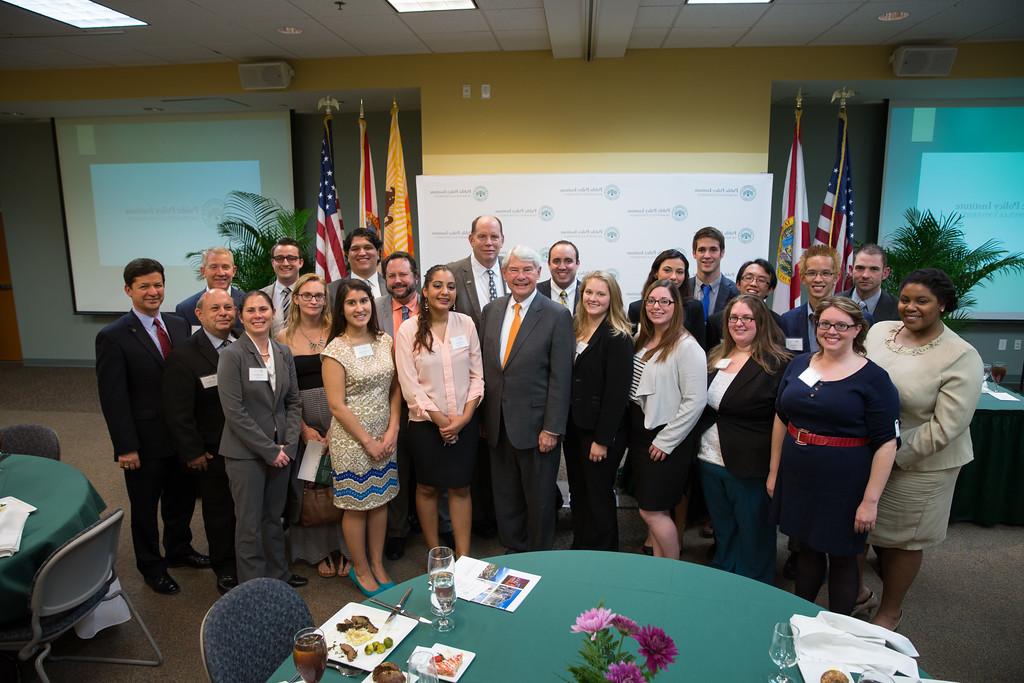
[269,550,830,682]
[0,454,106,627]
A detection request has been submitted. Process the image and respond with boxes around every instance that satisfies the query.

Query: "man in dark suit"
[779,245,840,354]
[690,226,740,327]
[842,243,899,323]
[162,288,239,595]
[481,245,574,552]
[96,258,208,595]
[447,215,507,536]
[173,246,246,330]
[706,258,784,349]
[260,237,304,336]
[327,228,387,306]
[537,240,581,312]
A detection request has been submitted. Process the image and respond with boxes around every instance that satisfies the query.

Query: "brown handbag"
[299,484,343,526]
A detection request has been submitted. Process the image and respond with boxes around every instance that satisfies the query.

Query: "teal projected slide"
[879,103,1024,320]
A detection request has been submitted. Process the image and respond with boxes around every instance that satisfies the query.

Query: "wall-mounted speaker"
[238,62,294,90]
[891,46,957,78]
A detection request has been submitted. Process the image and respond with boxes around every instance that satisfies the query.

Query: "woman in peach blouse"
[395,264,484,558]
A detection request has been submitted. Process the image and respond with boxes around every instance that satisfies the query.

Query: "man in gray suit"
[842,244,899,323]
[481,245,574,552]
[260,237,304,336]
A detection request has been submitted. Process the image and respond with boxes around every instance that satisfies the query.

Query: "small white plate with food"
[408,644,475,682]
[321,602,418,671]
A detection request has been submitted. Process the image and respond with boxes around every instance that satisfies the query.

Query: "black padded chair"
[0,424,60,460]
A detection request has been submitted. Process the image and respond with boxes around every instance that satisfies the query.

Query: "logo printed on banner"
[539,205,555,221]
[740,185,757,201]
[738,228,755,244]
[473,186,489,201]
[671,205,688,221]
[604,185,621,201]
[604,226,620,242]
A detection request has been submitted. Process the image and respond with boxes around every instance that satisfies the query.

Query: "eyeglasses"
[728,315,756,325]
[740,274,771,285]
[272,255,301,263]
[297,293,325,302]
[803,270,834,280]
[815,320,855,332]
[645,297,675,308]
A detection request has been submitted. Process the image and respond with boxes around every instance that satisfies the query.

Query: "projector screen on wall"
[55,112,294,314]
[879,101,1024,320]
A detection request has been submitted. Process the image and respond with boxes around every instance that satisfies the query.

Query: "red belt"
[787,423,869,448]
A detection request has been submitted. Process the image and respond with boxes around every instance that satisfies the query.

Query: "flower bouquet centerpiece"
[567,605,678,683]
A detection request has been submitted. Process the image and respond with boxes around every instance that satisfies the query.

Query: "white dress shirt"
[550,280,577,308]
[353,273,382,299]
[132,308,169,355]
[471,256,505,310]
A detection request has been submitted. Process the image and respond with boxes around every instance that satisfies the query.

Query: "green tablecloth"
[950,387,1024,526]
[0,454,106,626]
[269,551,825,682]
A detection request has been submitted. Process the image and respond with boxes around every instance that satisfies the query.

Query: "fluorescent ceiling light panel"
[386,0,476,13]
[687,0,771,5]
[3,0,147,28]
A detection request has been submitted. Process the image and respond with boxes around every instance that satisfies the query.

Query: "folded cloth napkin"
[0,496,37,558]
[792,611,920,681]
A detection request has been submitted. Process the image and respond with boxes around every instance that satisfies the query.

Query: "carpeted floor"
[1,364,1021,682]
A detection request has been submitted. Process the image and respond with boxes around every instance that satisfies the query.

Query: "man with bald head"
[162,288,239,595]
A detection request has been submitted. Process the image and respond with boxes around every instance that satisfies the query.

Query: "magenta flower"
[634,625,678,673]
[611,614,639,636]
[571,607,616,640]
[605,661,646,683]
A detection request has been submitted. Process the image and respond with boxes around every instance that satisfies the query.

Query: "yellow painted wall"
[2,42,1022,175]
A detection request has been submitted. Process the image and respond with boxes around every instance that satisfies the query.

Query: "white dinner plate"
[320,602,418,672]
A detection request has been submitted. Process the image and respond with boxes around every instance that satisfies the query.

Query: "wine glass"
[432,568,457,632]
[768,622,798,683]
[991,360,1007,385]
[292,627,327,683]
[427,546,454,616]
[407,650,439,683]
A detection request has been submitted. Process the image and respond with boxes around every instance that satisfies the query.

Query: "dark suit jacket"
[96,310,190,461]
[327,273,387,310]
[690,275,741,316]
[448,255,505,336]
[162,329,229,464]
[705,307,785,350]
[480,293,574,450]
[570,320,633,446]
[779,304,812,354]
[537,279,581,312]
[174,286,246,328]
[628,298,707,350]
[696,356,790,479]
[841,288,899,323]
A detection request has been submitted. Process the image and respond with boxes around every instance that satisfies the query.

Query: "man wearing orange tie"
[480,245,574,552]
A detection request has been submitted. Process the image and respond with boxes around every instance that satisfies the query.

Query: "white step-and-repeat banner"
[415,173,773,301]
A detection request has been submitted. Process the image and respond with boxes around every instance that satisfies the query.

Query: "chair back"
[200,578,312,683]
[0,424,61,460]
[30,509,122,618]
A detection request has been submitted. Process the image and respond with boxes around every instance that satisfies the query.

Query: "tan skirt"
[869,466,961,550]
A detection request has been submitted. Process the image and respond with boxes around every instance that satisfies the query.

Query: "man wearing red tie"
[96,258,208,595]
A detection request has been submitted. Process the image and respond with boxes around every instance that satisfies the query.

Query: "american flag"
[315,115,347,282]
[815,109,855,292]
[773,105,809,315]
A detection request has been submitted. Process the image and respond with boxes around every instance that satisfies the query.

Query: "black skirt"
[628,403,696,510]
[407,413,479,489]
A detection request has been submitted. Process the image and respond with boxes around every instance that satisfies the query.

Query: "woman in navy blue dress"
[767,296,899,615]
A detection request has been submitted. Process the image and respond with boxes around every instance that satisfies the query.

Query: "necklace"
[298,325,325,351]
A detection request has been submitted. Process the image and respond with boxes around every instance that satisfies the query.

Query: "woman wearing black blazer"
[696,294,790,583]
[626,249,706,350]
[564,271,634,551]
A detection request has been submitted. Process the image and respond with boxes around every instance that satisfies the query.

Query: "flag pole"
[827,87,855,247]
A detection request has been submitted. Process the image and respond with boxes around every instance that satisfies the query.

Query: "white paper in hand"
[297,440,325,482]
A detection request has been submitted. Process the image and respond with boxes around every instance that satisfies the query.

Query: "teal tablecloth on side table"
[0,454,107,626]
[269,550,825,682]
[950,387,1024,526]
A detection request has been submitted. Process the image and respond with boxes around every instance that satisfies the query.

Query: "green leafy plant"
[186,191,313,292]
[883,208,1024,329]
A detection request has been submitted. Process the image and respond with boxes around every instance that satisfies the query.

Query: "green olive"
[364,643,374,655]
[383,637,394,649]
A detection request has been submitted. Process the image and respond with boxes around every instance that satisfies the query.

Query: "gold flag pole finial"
[359,99,365,118]
[795,88,803,111]
[317,96,339,119]
[830,87,856,109]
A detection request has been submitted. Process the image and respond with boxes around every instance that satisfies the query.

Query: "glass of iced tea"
[292,627,327,683]
[992,361,1008,385]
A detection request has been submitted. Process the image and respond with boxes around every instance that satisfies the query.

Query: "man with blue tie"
[690,226,740,333]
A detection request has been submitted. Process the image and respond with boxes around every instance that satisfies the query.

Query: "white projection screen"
[55,112,294,313]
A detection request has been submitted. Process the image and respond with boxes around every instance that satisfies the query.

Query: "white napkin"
[0,496,37,558]
[792,611,920,681]
[73,578,132,638]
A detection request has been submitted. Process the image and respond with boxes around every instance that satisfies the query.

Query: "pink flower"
[571,607,616,641]
[611,615,639,636]
[605,661,645,683]
[634,625,678,673]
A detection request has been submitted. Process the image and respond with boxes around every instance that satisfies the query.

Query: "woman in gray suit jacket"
[218,290,303,585]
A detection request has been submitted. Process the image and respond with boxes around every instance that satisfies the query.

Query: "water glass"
[407,650,439,683]
[432,568,456,632]
[768,622,798,683]
[427,546,454,616]
[292,627,327,683]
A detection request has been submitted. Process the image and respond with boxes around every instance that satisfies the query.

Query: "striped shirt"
[630,352,648,403]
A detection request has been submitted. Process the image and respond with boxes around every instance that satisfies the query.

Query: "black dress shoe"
[439,531,456,550]
[216,575,238,595]
[286,574,309,588]
[145,572,180,595]
[384,536,407,561]
[168,551,212,569]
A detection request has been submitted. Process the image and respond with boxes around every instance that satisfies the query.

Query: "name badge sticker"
[785,337,804,351]
[797,367,822,387]
[200,374,218,389]
[249,367,269,382]
[354,344,374,359]
[894,419,901,438]
[714,359,731,370]
[450,335,469,350]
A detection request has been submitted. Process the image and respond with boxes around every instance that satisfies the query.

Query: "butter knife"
[386,587,413,625]
[367,597,433,625]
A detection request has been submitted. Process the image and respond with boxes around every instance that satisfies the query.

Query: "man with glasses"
[841,244,898,323]
[779,245,840,353]
[706,258,783,349]
[260,237,304,335]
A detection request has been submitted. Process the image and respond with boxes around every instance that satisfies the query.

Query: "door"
[0,212,23,361]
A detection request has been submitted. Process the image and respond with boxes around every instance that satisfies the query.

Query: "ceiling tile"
[738,3,857,46]
[663,27,746,48]
[475,0,542,8]
[627,27,668,49]
[812,0,952,46]
[417,31,501,52]
[635,6,679,28]
[400,9,489,32]
[493,29,550,50]
[891,0,1024,43]
[675,4,770,29]
[483,7,547,30]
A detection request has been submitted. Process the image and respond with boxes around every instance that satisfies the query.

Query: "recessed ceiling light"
[143,107,164,112]
[385,0,476,13]
[277,26,303,35]
[687,0,772,5]
[3,0,146,28]
[1,111,25,116]
[878,10,910,22]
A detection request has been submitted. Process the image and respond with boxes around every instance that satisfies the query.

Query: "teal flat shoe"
[348,567,382,597]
